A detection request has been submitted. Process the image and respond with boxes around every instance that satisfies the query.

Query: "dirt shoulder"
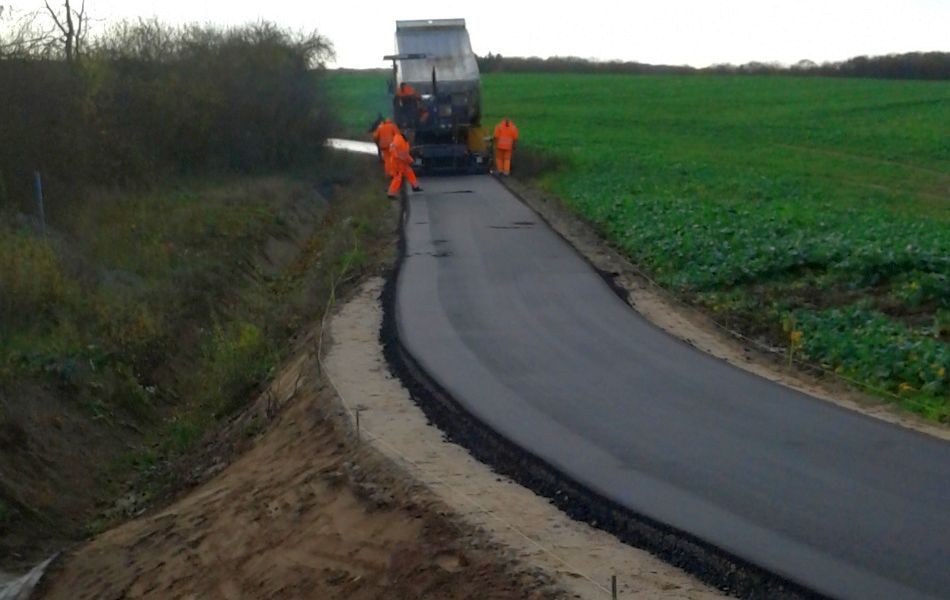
[37,323,559,600]
[499,175,950,441]
[325,277,727,600]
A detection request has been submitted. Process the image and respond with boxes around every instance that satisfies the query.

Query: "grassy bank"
[0,154,393,564]
[330,71,950,420]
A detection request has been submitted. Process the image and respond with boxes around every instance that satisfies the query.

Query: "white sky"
[20,0,950,68]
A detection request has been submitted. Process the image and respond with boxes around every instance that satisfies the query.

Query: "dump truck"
[384,19,489,174]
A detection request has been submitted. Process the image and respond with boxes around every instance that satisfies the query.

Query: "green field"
[328,71,950,420]
[327,70,393,135]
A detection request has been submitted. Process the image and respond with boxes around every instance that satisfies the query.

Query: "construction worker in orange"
[395,82,422,127]
[372,117,400,174]
[387,131,423,199]
[396,82,418,97]
[492,117,519,175]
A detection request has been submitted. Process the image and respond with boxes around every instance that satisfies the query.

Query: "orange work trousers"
[380,148,394,176]
[388,162,418,195]
[495,148,512,174]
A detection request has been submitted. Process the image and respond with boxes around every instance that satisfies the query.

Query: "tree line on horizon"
[476,51,950,80]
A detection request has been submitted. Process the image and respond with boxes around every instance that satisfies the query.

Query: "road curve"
[393,175,950,600]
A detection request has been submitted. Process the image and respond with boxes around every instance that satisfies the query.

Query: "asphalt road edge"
[379,185,830,600]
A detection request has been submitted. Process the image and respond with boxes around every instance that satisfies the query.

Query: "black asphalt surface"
[394,175,950,600]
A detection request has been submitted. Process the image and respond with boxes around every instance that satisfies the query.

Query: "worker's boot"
[412,185,423,192]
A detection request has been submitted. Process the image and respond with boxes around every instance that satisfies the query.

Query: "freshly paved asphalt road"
[395,175,950,600]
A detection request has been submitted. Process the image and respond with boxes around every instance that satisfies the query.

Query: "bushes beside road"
[0,21,333,211]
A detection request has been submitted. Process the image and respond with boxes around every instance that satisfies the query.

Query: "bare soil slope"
[38,333,557,600]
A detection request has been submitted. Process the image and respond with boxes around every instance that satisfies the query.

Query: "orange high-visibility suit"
[395,83,418,97]
[492,118,519,175]
[395,83,422,127]
[387,133,419,197]
[372,118,400,176]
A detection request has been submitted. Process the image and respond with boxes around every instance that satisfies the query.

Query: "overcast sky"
[29,0,950,68]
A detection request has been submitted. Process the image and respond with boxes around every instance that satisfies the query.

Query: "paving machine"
[384,19,489,174]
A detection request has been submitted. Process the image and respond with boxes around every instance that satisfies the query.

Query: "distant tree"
[0,4,57,58]
[791,59,818,74]
[43,0,86,62]
[478,51,504,72]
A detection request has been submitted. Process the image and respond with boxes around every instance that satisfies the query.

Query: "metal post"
[33,171,45,235]
[611,575,618,599]
[355,407,362,444]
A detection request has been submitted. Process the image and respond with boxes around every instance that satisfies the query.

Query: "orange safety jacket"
[372,119,399,150]
[390,133,413,165]
[396,83,418,97]
[493,119,519,150]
